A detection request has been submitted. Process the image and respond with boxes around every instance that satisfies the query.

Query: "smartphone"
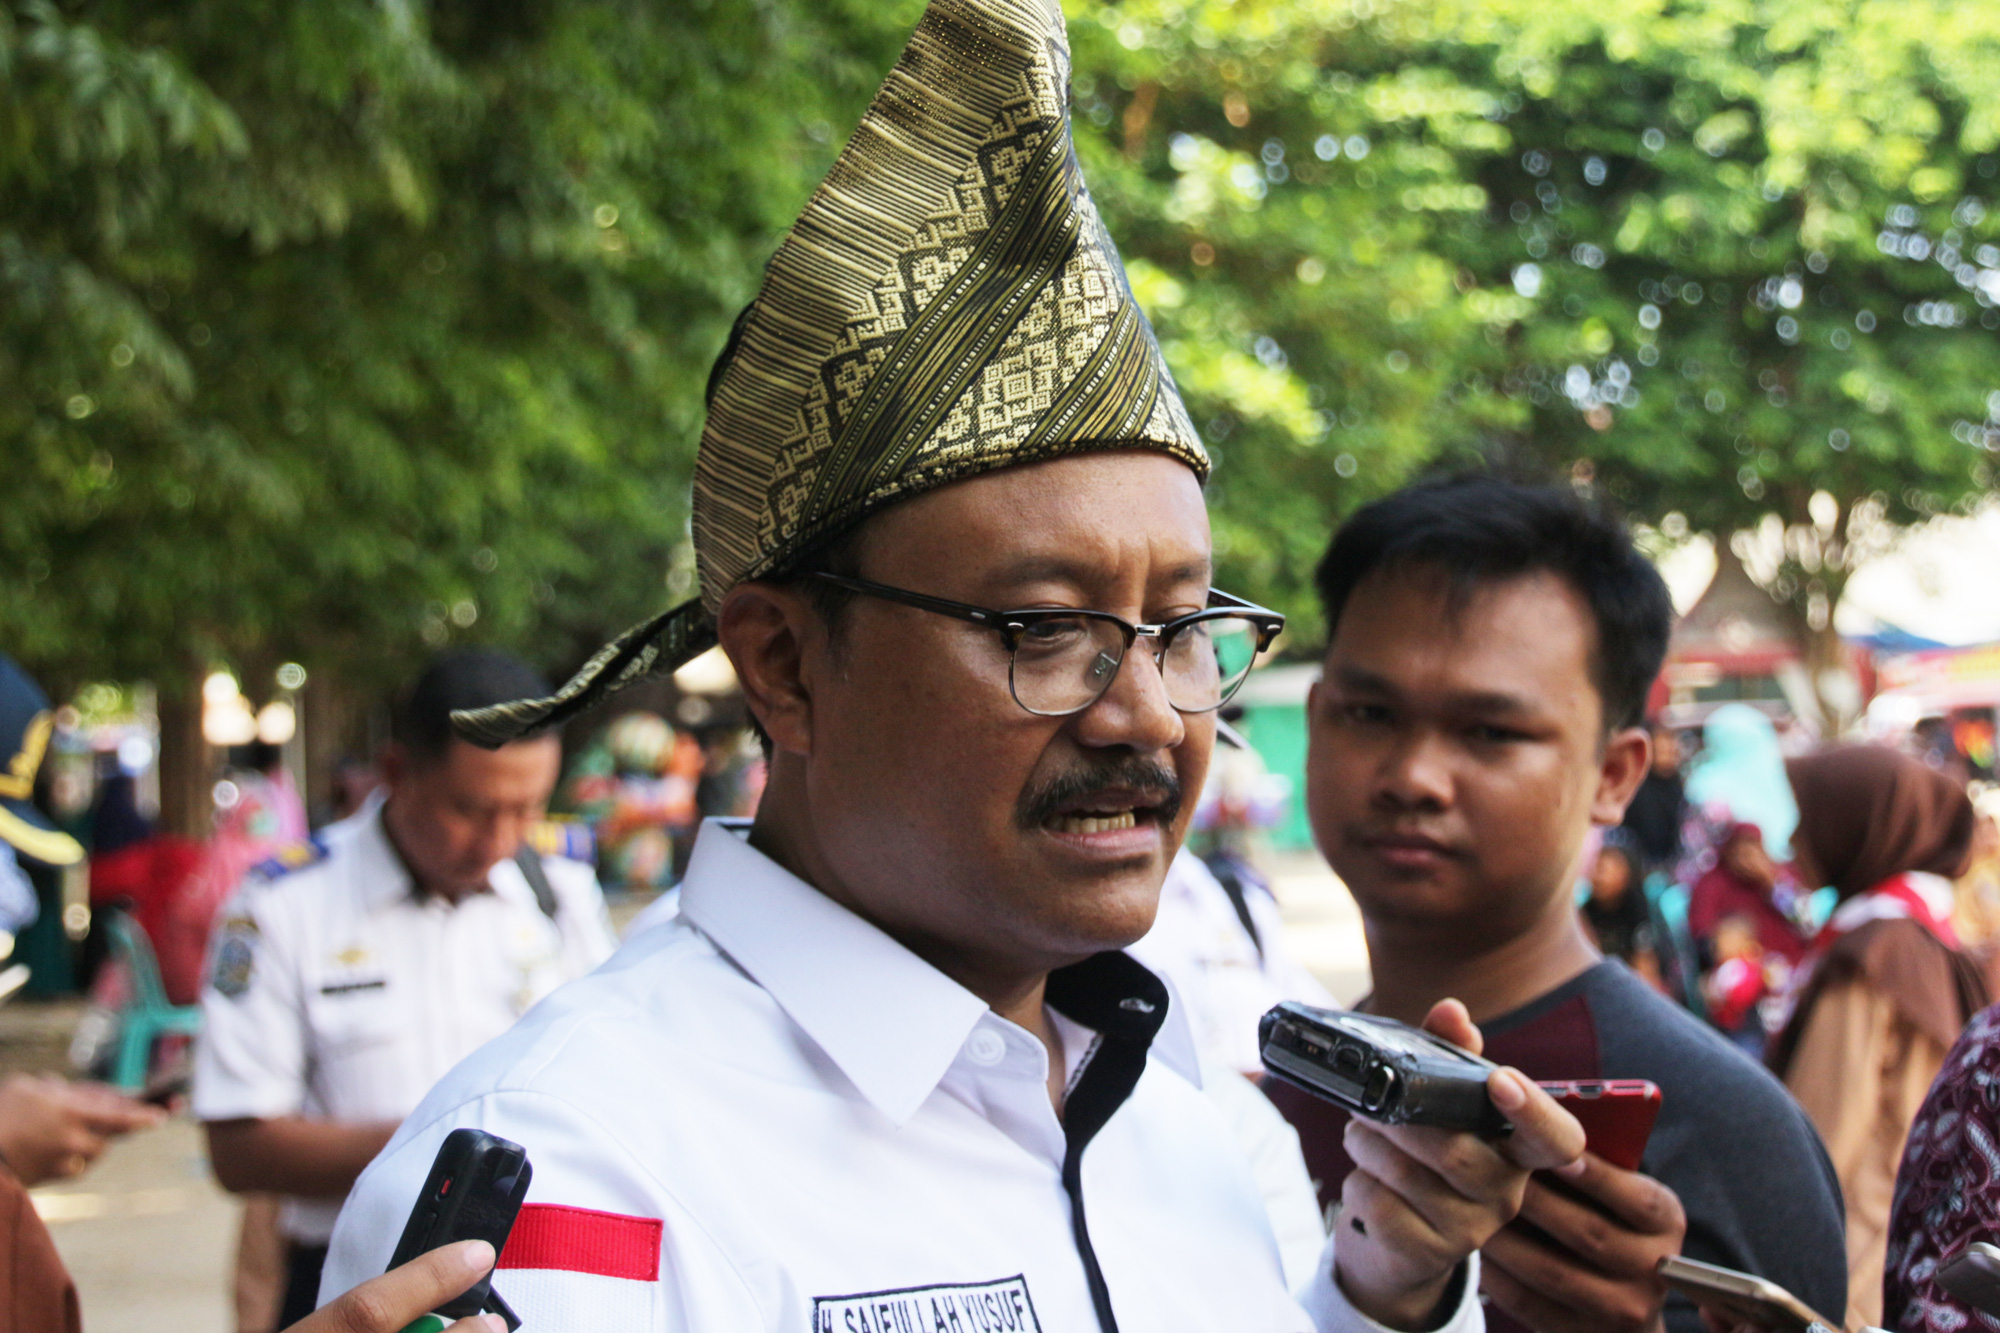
[1538,1079,1662,1171]
[1657,1254,1839,1332]
[1259,1002,1509,1135]
[1938,1241,2000,1316]
[386,1129,533,1330]
[140,1068,192,1108]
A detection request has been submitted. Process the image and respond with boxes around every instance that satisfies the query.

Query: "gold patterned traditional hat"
[455,0,1205,746]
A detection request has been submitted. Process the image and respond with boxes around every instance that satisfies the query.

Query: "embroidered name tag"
[813,1275,1041,1333]
[318,978,388,996]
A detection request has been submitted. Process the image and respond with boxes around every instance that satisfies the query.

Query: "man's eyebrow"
[1451,690,1539,718]
[1328,664,1540,717]
[1329,663,1399,696]
[988,555,1213,588]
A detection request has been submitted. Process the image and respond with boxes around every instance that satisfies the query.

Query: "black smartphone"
[1939,1241,2000,1317]
[386,1129,533,1330]
[139,1069,191,1108]
[1259,1002,1509,1135]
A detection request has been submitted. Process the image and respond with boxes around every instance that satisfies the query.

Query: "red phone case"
[1537,1079,1662,1171]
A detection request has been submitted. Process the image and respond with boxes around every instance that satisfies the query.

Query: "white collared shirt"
[192,796,615,1243]
[1130,849,1336,1077]
[320,819,1480,1333]
[1128,851,1335,1289]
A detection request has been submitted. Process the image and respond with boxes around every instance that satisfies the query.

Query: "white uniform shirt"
[192,795,616,1243]
[322,820,1480,1333]
[1129,849,1336,1076]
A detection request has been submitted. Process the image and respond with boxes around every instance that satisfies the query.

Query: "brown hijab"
[1771,746,1987,1074]
[1786,746,1975,899]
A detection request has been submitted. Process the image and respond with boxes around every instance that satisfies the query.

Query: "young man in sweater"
[1267,478,1846,1333]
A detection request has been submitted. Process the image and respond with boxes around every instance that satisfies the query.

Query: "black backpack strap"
[513,846,560,921]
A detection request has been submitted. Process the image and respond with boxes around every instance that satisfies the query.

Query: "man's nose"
[1375,729,1453,811]
[1072,638,1186,753]
[476,813,525,864]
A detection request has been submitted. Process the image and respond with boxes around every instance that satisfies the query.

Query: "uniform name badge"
[813,1275,1040,1333]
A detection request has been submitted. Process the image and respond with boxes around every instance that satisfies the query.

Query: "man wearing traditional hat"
[321,2,1582,1329]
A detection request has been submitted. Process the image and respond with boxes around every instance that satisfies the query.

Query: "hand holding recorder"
[1276,999,1587,1331]
[1262,1000,1690,1332]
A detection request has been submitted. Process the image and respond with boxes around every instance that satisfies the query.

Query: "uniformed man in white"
[321,2,1586,1329]
[195,650,615,1326]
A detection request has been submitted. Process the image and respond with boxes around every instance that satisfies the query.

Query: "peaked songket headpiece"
[455,0,1205,746]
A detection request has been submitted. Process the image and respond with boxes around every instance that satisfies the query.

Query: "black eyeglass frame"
[808,571,1286,716]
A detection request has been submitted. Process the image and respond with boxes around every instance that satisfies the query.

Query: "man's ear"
[717,582,820,758]
[378,742,408,792]
[1590,725,1652,826]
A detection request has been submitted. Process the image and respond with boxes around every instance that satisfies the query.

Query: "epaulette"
[524,817,594,865]
[251,835,328,881]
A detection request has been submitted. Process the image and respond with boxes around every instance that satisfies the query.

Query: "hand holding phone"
[1481,1145,1686,1332]
[386,1130,533,1331]
[1321,1000,1587,1332]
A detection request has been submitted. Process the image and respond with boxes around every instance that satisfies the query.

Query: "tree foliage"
[2,0,908,697]
[10,0,2000,721]
[1071,0,2000,655]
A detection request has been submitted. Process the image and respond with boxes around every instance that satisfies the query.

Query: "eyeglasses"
[810,572,1285,717]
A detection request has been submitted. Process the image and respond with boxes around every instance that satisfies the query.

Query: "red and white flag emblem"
[493,1204,661,1328]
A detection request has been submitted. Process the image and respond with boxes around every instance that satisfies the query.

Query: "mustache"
[1016,755,1183,831]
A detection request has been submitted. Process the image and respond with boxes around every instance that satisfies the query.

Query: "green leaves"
[10,0,2000,697]
[1071,0,2000,647]
[2,0,914,693]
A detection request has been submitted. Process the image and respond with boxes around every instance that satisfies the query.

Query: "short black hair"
[782,521,868,635]
[1313,476,1672,731]
[392,649,552,760]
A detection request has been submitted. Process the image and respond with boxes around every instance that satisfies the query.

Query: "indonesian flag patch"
[493,1204,661,1328]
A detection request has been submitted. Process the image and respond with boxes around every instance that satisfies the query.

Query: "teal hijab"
[1685,703,1798,860]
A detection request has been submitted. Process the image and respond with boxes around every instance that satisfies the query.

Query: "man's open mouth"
[1039,783,1173,837]
[1047,808,1142,834]
[1018,758,1183,837]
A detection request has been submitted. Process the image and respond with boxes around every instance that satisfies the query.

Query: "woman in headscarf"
[1681,703,1800,876]
[1769,745,1988,1331]
[1686,821,1811,967]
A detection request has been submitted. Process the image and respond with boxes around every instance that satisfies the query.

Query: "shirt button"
[965,1029,1008,1067]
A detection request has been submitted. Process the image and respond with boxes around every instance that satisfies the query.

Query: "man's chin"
[435,874,494,902]
[1338,866,1480,929]
[1030,863,1168,957]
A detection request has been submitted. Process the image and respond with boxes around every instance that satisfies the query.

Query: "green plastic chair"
[102,910,202,1092]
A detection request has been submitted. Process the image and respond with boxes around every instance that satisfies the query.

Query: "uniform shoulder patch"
[251,836,327,882]
[210,914,260,999]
